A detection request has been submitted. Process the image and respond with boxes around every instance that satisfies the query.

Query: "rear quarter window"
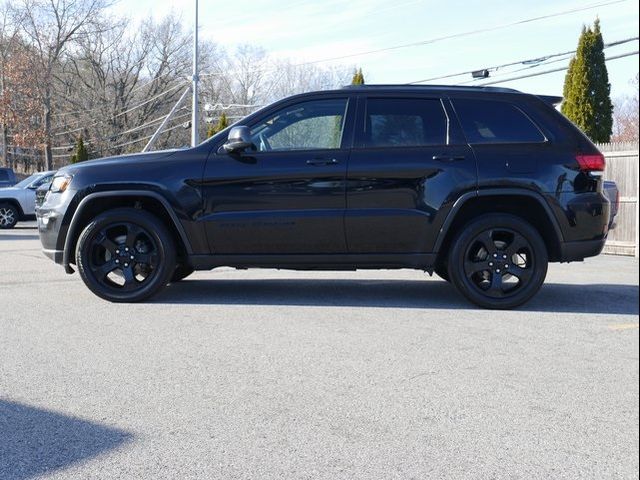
[0,170,8,181]
[453,98,545,144]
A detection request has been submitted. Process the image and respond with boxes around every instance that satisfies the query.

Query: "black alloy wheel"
[448,214,548,309]
[76,208,176,302]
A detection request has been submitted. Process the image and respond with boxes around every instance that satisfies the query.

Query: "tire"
[0,203,19,229]
[447,214,548,309]
[171,264,194,283]
[75,208,176,302]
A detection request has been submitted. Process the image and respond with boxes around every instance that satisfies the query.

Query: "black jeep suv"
[37,85,612,308]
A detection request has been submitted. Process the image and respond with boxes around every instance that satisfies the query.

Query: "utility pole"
[191,0,199,147]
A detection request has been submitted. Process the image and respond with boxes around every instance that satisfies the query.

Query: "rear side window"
[0,170,8,181]
[453,98,545,144]
[363,98,447,147]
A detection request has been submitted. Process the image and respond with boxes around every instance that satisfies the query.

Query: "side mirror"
[223,126,253,153]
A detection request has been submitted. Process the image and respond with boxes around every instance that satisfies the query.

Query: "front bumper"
[36,190,75,268]
[42,248,64,263]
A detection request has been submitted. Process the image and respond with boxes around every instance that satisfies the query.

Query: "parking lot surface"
[1,224,638,480]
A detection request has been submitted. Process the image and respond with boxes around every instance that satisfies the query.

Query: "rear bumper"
[559,238,606,262]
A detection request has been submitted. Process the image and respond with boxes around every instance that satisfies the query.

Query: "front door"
[202,96,354,254]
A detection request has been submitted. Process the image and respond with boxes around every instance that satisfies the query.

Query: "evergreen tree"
[561,19,613,143]
[351,68,365,85]
[70,135,89,163]
[207,112,230,138]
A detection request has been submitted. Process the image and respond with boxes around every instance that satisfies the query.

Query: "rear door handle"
[432,155,465,162]
[306,158,339,166]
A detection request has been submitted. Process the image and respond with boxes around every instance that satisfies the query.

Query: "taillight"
[576,153,605,172]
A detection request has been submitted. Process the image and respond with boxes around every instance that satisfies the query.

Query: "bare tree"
[612,73,639,143]
[0,1,20,167]
[15,0,111,169]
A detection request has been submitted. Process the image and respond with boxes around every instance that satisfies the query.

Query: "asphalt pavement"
[1,223,638,480]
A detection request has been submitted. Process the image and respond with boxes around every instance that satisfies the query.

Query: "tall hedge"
[70,135,89,163]
[207,111,229,138]
[351,68,365,85]
[561,19,613,143]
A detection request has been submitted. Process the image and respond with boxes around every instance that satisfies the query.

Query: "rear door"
[345,95,476,254]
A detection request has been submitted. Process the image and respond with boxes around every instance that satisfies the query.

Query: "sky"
[110,0,639,99]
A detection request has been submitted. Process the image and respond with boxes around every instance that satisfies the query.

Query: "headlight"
[50,173,73,193]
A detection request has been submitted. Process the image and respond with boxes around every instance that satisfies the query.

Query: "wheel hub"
[113,244,135,267]
[488,252,510,274]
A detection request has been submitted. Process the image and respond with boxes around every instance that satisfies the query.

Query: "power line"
[476,50,639,86]
[52,82,188,137]
[200,0,628,78]
[409,36,639,84]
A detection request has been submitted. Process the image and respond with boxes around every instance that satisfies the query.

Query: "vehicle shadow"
[155,278,639,315]
[0,399,132,480]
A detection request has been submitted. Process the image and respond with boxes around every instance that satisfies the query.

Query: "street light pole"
[191,0,199,147]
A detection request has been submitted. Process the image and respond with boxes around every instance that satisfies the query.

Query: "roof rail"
[341,84,521,94]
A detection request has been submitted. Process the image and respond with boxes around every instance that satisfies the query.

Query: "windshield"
[14,174,42,189]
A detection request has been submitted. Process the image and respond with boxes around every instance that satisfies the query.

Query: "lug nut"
[130,255,134,260]
[493,253,497,258]
[115,259,120,264]
[505,264,509,269]
[496,269,501,273]
[124,263,129,267]
[503,254,507,259]
[115,249,119,254]
[125,247,129,252]
[489,262,494,266]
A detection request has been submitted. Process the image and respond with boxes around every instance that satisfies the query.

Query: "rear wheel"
[448,214,548,309]
[75,208,176,302]
[0,203,18,229]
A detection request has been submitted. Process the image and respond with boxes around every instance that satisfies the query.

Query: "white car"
[0,171,55,229]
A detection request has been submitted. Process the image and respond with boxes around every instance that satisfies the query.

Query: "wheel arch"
[0,198,25,218]
[434,189,564,263]
[63,190,193,273]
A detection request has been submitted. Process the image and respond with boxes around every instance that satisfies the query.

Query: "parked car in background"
[37,85,615,309]
[0,167,17,188]
[35,181,52,208]
[0,171,55,229]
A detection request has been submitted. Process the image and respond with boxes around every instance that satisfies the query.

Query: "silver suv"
[0,171,55,229]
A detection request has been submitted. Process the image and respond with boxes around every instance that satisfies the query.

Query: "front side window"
[250,98,348,152]
[363,98,448,147]
[453,98,545,144]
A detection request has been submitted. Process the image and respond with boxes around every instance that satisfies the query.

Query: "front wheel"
[448,214,548,309]
[0,203,18,229]
[75,208,176,302]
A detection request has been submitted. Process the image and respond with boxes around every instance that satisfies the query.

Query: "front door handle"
[432,155,465,162]
[306,158,339,166]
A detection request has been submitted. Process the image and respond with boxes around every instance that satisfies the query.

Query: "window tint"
[364,98,447,147]
[250,98,348,151]
[0,170,8,181]
[453,98,545,144]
